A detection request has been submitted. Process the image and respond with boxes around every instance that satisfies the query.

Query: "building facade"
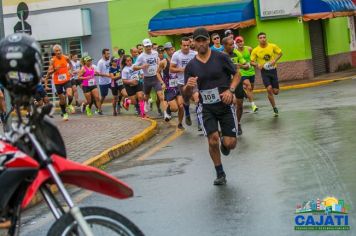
[2,0,356,83]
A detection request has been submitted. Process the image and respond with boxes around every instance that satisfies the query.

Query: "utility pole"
[0,0,4,38]
[0,1,12,129]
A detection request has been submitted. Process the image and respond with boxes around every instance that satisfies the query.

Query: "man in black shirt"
[183,28,241,185]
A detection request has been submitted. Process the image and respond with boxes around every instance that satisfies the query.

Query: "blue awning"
[148,0,255,36]
[302,0,356,20]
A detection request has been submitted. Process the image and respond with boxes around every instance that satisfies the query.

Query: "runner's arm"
[78,68,88,80]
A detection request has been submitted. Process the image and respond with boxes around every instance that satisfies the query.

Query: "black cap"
[118,48,125,55]
[193,27,210,40]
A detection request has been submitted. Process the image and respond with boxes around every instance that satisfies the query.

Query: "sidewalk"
[254,68,356,91]
[52,114,155,165]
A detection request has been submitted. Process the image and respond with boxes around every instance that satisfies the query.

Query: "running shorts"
[55,81,72,95]
[164,89,181,102]
[261,69,279,89]
[82,85,97,94]
[197,102,237,138]
[125,83,143,97]
[111,85,125,96]
[143,76,162,95]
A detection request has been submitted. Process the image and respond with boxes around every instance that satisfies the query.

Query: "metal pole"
[0,0,5,38]
[0,2,12,128]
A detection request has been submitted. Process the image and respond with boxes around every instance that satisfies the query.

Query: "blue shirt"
[210,45,224,52]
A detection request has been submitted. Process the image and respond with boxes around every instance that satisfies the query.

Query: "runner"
[236,36,257,92]
[0,88,6,123]
[130,47,141,115]
[188,35,196,51]
[183,28,241,185]
[222,37,247,135]
[136,44,144,55]
[251,32,283,117]
[133,38,166,119]
[170,37,199,129]
[130,47,139,63]
[45,44,73,121]
[70,53,82,108]
[97,48,112,114]
[157,42,185,129]
[109,57,129,116]
[224,29,237,48]
[121,55,146,117]
[210,33,224,52]
[78,56,103,117]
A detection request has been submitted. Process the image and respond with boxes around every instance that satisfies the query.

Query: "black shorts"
[82,85,97,93]
[55,81,72,95]
[71,79,82,86]
[234,81,245,100]
[261,69,279,89]
[241,75,255,84]
[111,85,125,96]
[197,102,237,137]
[125,83,143,97]
[164,89,180,102]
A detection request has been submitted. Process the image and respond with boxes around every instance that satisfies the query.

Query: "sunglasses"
[213,37,220,40]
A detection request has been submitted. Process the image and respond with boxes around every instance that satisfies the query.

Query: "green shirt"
[238,46,255,77]
[227,49,246,66]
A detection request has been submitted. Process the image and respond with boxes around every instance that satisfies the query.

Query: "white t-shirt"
[97,58,111,85]
[171,49,197,85]
[71,60,81,80]
[134,51,159,77]
[122,65,143,81]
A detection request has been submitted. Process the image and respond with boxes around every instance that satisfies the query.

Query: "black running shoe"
[185,115,192,126]
[98,111,104,115]
[220,138,230,156]
[238,124,242,136]
[273,107,279,117]
[214,172,227,185]
[177,123,184,130]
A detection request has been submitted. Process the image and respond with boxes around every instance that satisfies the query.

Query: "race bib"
[200,88,221,104]
[88,79,95,86]
[116,79,123,86]
[147,66,156,76]
[58,73,67,81]
[263,62,275,70]
[131,74,139,81]
[169,79,178,88]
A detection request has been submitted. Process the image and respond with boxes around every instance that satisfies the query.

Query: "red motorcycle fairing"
[0,141,39,168]
[22,154,133,209]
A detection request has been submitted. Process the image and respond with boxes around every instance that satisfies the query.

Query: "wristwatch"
[229,87,235,93]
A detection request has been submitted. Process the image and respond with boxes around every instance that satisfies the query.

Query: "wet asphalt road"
[21,79,356,236]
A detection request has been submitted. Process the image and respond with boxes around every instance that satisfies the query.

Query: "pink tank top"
[82,66,96,87]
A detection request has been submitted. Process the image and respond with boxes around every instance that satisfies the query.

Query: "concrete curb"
[253,76,354,94]
[83,118,157,167]
[28,118,157,208]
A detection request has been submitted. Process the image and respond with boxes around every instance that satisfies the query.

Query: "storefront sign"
[259,0,302,19]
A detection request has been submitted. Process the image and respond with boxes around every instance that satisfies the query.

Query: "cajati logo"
[294,197,350,231]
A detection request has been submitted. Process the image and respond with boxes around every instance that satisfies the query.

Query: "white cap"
[142,38,152,47]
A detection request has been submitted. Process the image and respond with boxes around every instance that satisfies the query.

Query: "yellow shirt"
[251,43,282,68]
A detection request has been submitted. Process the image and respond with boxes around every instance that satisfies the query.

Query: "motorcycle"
[0,103,144,236]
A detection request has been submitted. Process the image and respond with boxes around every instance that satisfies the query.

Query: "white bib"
[131,74,139,81]
[116,79,123,86]
[200,88,221,104]
[147,66,156,76]
[58,73,67,81]
[169,79,178,88]
[88,79,95,86]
